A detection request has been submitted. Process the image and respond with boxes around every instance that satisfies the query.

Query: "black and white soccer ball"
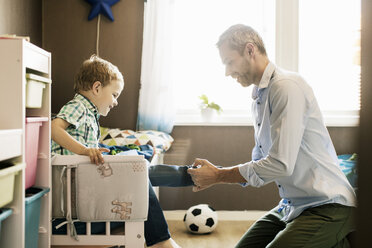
[183,204,218,234]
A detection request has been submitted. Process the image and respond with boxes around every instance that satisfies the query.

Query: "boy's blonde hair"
[74,55,124,93]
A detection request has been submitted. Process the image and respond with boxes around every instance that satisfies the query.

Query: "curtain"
[136,0,176,133]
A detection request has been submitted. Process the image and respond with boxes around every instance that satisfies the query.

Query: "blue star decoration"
[85,0,120,22]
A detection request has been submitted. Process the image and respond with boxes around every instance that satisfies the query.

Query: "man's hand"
[187,158,221,192]
[83,147,110,165]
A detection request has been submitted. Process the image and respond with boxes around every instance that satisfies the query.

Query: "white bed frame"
[50,153,162,247]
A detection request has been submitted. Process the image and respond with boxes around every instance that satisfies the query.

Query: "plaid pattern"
[51,93,100,155]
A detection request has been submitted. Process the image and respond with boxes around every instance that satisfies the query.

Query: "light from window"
[173,0,276,121]
[298,0,361,113]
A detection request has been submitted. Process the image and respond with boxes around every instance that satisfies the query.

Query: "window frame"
[174,0,359,127]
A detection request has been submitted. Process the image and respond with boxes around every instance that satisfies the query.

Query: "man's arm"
[187,158,247,192]
[51,118,108,164]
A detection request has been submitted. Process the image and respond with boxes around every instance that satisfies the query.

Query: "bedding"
[99,127,174,153]
[52,128,173,223]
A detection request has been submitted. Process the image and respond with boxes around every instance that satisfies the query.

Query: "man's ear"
[245,43,255,58]
[92,81,102,95]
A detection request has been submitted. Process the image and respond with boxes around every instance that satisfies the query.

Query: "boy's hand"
[83,147,110,165]
[187,158,220,192]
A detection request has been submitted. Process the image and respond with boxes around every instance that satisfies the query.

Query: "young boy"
[51,55,188,248]
[51,55,122,163]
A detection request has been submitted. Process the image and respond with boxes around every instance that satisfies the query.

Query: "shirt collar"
[258,61,275,89]
[251,61,275,100]
[74,93,100,119]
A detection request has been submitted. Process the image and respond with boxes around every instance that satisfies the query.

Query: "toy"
[183,204,218,234]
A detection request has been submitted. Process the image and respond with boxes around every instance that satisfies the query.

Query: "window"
[173,0,275,124]
[298,0,360,126]
[172,0,360,126]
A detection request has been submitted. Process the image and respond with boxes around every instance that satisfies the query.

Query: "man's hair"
[216,24,267,56]
[74,55,124,93]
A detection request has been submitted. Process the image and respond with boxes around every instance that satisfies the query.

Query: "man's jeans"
[235,204,355,248]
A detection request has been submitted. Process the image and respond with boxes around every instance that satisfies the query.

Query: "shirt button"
[258,123,261,126]
[257,102,261,104]
[278,185,281,188]
[259,145,262,148]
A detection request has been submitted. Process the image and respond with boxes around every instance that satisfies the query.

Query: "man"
[187,24,356,248]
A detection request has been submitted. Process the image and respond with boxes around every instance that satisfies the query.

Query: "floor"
[165,210,266,248]
[51,210,266,248]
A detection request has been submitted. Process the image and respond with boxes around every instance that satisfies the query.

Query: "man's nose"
[225,67,232,77]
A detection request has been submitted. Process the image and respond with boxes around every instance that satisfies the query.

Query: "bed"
[50,128,173,247]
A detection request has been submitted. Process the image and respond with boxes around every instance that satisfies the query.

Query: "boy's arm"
[51,118,87,154]
[51,118,108,164]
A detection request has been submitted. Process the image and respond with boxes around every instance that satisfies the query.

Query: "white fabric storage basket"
[51,155,148,222]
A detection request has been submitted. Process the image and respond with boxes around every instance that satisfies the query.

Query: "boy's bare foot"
[147,238,181,248]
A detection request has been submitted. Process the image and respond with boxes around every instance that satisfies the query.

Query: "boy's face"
[94,80,124,116]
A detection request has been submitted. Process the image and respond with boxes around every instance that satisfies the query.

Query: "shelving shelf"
[0,39,51,248]
[0,129,22,161]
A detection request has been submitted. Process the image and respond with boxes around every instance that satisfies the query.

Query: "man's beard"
[237,74,253,87]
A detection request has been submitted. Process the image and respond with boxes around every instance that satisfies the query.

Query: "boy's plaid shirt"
[51,93,101,155]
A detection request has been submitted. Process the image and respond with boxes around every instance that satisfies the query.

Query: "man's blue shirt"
[238,62,356,221]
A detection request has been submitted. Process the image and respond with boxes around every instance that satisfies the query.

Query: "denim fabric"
[146,165,193,245]
[145,180,171,245]
[149,164,194,187]
[52,164,193,246]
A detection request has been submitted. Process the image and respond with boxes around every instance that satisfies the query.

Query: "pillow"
[99,127,174,153]
[338,154,357,189]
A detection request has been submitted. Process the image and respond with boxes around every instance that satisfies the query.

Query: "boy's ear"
[92,81,102,95]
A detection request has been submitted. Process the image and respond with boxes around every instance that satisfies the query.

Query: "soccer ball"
[183,204,218,234]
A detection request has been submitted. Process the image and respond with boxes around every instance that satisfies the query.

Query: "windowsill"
[174,109,253,126]
[175,117,254,126]
[322,114,359,127]
[174,110,359,127]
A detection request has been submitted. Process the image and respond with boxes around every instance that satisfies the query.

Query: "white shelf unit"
[0,39,51,248]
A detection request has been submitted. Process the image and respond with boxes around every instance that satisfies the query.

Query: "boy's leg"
[148,164,194,187]
[235,207,286,248]
[266,204,355,248]
[144,181,171,246]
